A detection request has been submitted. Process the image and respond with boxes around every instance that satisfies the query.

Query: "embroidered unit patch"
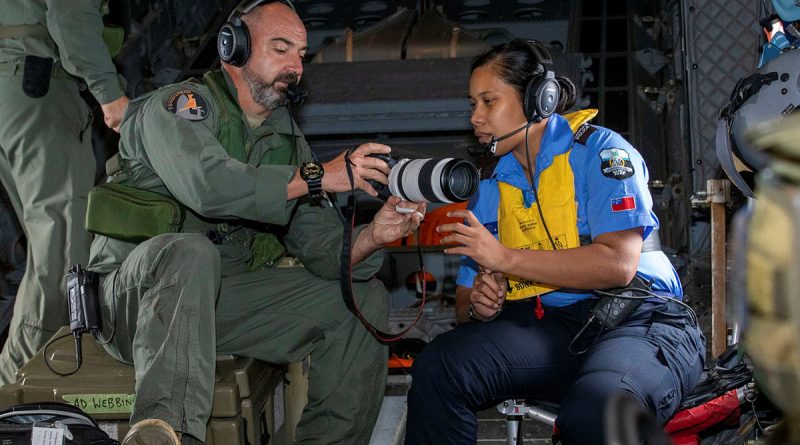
[165,89,209,121]
[599,148,634,179]
[611,196,636,212]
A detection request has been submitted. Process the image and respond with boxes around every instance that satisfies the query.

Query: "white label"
[31,426,64,445]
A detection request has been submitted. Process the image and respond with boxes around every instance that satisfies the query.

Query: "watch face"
[301,162,323,180]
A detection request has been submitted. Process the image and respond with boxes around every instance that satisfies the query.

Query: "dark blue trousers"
[405,299,705,445]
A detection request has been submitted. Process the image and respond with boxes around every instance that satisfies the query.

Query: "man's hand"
[367,196,426,245]
[437,209,508,271]
[100,95,130,133]
[322,143,392,196]
[350,196,426,265]
[468,268,507,320]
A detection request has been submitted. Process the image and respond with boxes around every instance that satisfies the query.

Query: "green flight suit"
[0,0,126,384]
[87,71,388,444]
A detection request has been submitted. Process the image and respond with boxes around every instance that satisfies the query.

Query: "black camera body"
[369,154,479,203]
[67,264,101,336]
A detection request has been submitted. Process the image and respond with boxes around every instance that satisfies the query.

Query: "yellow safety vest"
[499,109,598,301]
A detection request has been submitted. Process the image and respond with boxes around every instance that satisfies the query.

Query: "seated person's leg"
[99,233,221,443]
[405,300,585,445]
[557,301,704,445]
[215,267,387,444]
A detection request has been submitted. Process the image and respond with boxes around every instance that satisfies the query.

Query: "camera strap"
[339,148,427,343]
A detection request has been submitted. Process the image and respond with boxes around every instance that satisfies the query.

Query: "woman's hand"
[437,209,508,271]
[468,268,507,320]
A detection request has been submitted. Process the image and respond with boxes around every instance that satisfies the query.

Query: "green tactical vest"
[199,70,295,271]
[107,71,295,271]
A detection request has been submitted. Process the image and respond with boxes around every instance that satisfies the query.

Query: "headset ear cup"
[537,77,560,119]
[217,17,251,66]
[523,72,560,122]
[218,22,237,64]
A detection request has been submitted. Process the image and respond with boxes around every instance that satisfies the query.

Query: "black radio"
[67,264,101,336]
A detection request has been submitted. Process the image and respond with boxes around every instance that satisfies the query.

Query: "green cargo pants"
[99,233,388,444]
[0,64,95,384]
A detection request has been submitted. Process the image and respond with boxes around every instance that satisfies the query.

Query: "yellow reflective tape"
[61,393,136,414]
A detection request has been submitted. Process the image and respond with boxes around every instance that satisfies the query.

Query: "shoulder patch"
[165,89,209,121]
[573,124,597,145]
[598,148,635,179]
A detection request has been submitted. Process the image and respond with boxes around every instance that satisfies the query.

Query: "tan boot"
[121,419,181,445]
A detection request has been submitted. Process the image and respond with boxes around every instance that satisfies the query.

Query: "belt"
[0,24,49,40]
[0,59,71,78]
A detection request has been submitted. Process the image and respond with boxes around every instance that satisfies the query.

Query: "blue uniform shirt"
[456,114,683,306]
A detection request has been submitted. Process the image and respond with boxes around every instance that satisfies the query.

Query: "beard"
[242,67,298,110]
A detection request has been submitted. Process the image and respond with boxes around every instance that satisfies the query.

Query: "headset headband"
[527,40,553,66]
[229,0,295,22]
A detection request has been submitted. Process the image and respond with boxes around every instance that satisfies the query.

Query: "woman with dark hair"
[404,39,706,444]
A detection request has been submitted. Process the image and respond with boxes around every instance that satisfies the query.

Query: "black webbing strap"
[338,148,426,344]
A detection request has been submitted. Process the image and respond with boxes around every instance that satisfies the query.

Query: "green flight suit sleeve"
[131,86,297,225]
[44,0,125,104]
[284,201,384,281]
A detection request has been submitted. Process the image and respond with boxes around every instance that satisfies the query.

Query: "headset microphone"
[286,82,308,105]
[487,121,533,154]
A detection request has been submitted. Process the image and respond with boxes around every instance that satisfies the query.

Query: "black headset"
[522,41,561,123]
[217,0,296,67]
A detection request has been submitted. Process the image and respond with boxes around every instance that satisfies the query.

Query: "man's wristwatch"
[300,161,324,204]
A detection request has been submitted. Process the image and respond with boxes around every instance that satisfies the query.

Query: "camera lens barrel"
[388,158,479,203]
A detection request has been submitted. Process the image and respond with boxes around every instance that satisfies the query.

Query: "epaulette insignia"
[574,124,597,146]
[165,89,209,121]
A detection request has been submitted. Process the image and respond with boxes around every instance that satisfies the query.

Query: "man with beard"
[86,1,425,444]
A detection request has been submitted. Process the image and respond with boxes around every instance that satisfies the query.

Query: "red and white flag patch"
[611,196,636,212]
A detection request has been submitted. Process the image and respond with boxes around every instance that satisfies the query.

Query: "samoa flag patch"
[599,148,634,179]
[165,89,209,121]
[611,196,636,212]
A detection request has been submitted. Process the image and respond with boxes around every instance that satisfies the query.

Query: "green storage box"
[0,327,289,445]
